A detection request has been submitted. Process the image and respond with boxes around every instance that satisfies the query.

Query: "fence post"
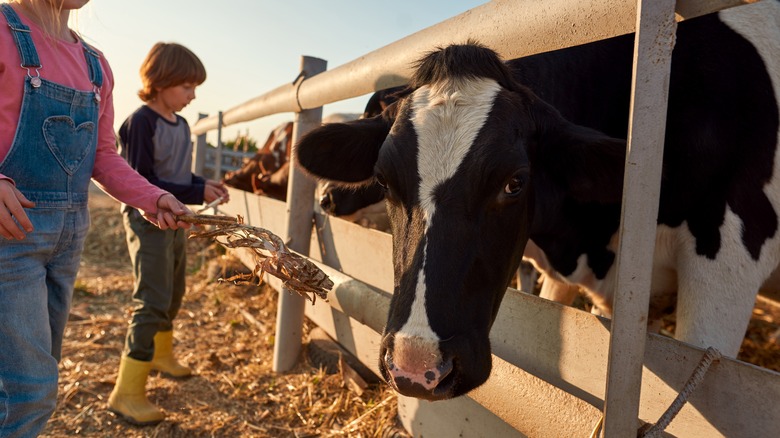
[273,55,327,372]
[214,111,224,180]
[602,0,677,436]
[193,113,208,175]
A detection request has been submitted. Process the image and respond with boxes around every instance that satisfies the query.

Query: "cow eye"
[375,173,388,190]
[504,175,525,196]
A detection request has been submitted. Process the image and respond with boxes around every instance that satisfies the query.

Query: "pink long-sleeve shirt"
[0,4,166,214]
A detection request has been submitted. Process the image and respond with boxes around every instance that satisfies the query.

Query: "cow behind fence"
[295,1,780,401]
[222,121,293,201]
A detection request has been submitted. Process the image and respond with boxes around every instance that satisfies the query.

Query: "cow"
[316,88,405,222]
[223,121,293,201]
[223,114,361,203]
[294,1,780,401]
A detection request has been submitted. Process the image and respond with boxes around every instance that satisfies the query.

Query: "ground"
[40,189,779,437]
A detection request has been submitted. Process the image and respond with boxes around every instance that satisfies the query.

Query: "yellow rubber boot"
[151,330,192,378]
[108,356,165,425]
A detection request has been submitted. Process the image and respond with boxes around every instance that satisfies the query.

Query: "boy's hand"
[154,193,192,230]
[0,179,35,240]
[204,179,230,204]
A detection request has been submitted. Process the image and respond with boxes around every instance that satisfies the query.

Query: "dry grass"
[40,189,779,437]
[177,213,332,302]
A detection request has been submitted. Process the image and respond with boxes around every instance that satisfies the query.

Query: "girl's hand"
[154,193,192,230]
[0,179,35,240]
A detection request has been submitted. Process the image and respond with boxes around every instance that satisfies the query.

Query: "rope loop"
[590,347,723,438]
[292,70,307,112]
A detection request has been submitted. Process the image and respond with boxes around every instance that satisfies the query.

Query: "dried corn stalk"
[176,214,332,302]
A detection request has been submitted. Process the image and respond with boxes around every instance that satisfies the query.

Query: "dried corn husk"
[176,214,332,302]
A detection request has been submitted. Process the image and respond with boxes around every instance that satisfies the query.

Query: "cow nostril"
[383,351,458,400]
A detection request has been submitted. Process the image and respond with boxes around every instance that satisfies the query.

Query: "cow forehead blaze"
[410,78,501,218]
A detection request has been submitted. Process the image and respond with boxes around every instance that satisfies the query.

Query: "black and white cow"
[317,88,405,221]
[295,2,780,401]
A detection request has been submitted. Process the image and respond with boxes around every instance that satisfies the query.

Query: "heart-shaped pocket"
[43,116,96,175]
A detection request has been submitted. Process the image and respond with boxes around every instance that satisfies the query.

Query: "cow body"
[295,1,780,400]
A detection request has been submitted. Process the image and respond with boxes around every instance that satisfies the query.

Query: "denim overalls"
[0,5,103,437]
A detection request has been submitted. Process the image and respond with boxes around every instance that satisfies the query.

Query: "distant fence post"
[214,111,224,180]
[273,55,328,372]
[193,113,208,175]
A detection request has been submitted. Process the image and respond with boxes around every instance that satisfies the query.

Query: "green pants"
[122,208,187,361]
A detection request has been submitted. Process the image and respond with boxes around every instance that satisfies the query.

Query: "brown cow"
[222,121,293,201]
[223,114,361,201]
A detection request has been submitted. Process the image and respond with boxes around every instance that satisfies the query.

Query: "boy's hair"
[138,42,206,102]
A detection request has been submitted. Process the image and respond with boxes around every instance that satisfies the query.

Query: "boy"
[108,42,228,425]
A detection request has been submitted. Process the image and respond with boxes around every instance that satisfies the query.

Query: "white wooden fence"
[191,1,780,436]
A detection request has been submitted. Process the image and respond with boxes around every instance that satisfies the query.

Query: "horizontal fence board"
[309,211,393,292]
[308,259,780,436]
[218,187,287,238]
[397,392,529,438]
[304,298,383,377]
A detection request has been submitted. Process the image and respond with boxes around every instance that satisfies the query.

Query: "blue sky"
[76,0,486,144]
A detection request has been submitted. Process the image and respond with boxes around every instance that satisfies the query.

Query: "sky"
[75,0,486,145]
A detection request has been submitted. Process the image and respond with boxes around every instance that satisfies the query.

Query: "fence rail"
[200,147,253,181]
[192,0,749,137]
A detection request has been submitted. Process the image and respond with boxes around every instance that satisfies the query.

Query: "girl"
[0,1,191,435]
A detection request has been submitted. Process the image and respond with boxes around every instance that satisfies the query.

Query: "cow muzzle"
[381,334,456,400]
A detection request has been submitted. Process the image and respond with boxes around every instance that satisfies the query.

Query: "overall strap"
[1,3,41,69]
[80,40,103,88]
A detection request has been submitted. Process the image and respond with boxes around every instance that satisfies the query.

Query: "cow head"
[317,89,406,218]
[295,42,624,400]
[318,181,386,216]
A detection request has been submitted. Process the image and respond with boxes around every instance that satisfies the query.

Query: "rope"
[589,347,722,438]
[589,415,604,438]
[637,347,722,437]
[291,70,306,112]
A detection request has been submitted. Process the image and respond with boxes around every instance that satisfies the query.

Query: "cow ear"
[295,116,391,185]
[566,128,626,204]
[536,113,627,204]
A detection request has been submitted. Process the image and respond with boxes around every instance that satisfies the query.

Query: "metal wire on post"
[593,347,723,438]
[637,347,723,437]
